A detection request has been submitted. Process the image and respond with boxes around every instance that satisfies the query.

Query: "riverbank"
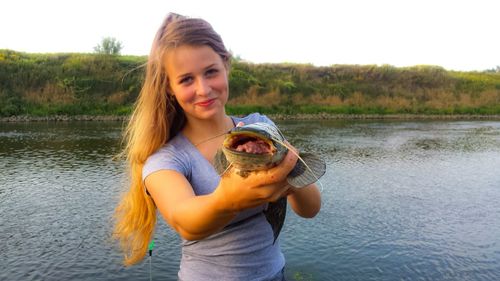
[269,113,500,120]
[2,113,500,122]
[3,50,500,120]
[0,115,129,122]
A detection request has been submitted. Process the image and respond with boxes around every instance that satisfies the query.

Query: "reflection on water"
[1,120,500,281]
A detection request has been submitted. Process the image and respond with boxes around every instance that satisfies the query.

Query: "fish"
[213,122,326,243]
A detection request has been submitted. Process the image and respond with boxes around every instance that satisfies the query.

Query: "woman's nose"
[195,78,211,96]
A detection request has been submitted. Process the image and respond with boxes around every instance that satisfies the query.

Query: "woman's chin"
[192,105,225,119]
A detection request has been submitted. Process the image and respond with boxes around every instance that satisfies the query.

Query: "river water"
[1,119,499,281]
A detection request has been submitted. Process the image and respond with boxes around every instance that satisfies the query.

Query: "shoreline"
[269,113,500,121]
[2,113,500,122]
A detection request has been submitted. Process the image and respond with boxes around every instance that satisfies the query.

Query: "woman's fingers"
[282,185,297,197]
[218,146,299,210]
[243,150,297,187]
[272,182,293,202]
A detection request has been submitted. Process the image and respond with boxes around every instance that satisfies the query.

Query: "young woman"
[114,13,321,281]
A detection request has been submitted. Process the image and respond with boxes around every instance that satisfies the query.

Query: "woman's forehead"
[164,45,224,76]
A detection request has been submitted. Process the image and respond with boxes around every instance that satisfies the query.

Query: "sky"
[1,0,499,71]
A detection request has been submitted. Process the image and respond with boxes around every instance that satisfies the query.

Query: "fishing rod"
[149,240,155,281]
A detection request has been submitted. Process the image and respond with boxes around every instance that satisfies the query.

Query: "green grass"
[1,49,500,118]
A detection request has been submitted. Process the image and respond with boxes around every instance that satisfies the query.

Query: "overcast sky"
[1,0,499,71]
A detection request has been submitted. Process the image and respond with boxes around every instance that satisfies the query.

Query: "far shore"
[2,113,500,123]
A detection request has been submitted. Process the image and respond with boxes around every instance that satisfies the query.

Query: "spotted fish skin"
[213,122,326,243]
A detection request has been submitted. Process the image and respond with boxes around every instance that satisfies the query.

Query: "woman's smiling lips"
[195,98,216,107]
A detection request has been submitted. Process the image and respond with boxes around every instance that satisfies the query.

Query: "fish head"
[230,122,285,142]
[221,122,287,170]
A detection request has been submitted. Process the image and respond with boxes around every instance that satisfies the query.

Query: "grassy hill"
[1,49,499,117]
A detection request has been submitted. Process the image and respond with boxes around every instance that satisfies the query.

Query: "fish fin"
[213,149,230,176]
[287,152,326,188]
[263,197,287,244]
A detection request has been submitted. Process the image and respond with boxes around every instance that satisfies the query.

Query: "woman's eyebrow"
[175,63,218,80]
[203,63,217,70]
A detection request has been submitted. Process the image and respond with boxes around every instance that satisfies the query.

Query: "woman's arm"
[145,150,298,241]
[287,183,321,218]
[145,170,236,241]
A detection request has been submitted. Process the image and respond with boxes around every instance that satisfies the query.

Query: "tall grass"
[1,49,499,117]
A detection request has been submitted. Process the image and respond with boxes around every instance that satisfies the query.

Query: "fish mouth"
[224,132,276,155]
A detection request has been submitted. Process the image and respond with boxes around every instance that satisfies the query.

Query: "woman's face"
[165,45,229,121]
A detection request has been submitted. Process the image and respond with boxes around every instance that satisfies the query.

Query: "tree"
[94,37,123,55]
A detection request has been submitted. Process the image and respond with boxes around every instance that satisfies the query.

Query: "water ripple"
[2,120,500,280]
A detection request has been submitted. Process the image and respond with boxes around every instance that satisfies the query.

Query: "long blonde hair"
[113,13,231,266]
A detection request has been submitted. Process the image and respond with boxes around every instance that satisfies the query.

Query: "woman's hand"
[213,149,298,213]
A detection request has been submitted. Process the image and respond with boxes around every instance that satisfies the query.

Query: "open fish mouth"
[221,131,282,171]
[224,132,276,155]
[216,122,326,187]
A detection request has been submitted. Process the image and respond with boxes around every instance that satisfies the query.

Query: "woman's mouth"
[195,98,216,107]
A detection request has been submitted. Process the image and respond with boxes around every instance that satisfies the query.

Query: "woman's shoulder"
[143,134,191,180]
[232,112,275,125]
[149,134,188,159]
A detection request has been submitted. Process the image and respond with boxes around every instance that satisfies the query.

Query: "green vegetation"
[0,50,142,116]
[292,271,314,281]
[1,49,499,117]
[94,37,123,55]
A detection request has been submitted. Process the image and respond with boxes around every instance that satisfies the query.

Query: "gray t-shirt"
[143,113,285,281]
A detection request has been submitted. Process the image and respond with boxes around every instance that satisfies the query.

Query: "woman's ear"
[166,84,175,97]
[165,76,174,95]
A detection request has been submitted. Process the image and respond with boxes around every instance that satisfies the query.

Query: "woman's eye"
[206,68,219,77]
[179,76,193,84]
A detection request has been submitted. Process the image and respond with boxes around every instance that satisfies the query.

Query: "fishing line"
[194,130,229,147]
[194,119,244,147]
[218,162,234,177]
[271,131,325,192]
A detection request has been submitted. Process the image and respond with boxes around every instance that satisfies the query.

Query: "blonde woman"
[114,13,321,281]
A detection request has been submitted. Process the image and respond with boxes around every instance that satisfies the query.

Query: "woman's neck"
[182,114,234,147]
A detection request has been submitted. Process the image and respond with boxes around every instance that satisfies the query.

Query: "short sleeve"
[142,143,189,182]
